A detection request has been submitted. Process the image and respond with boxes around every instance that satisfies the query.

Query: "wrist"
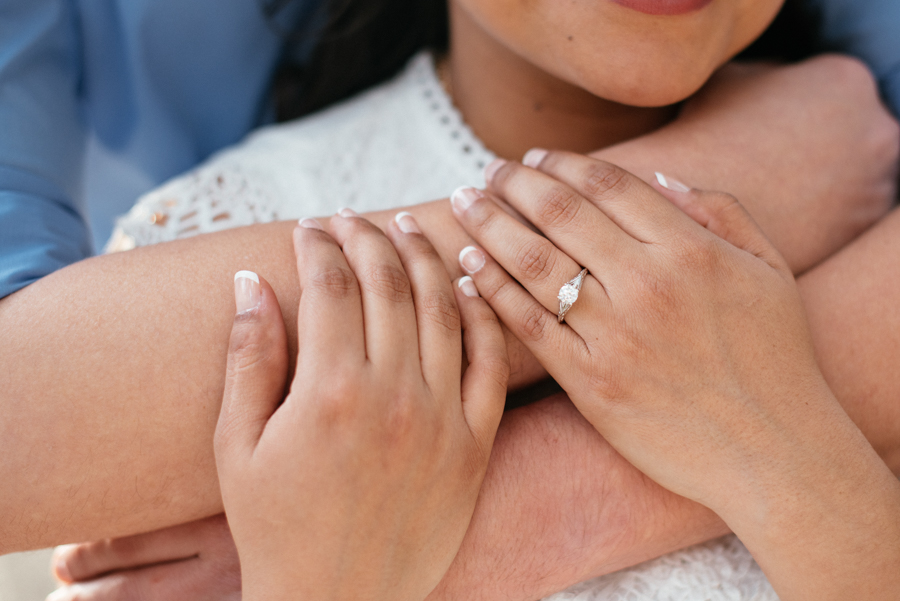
[710,387,900,598]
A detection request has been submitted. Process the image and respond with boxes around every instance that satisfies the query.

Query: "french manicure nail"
[523,148,548,169]
[484,158,507,184]
[394,211,421,234]
[234,271,261,315]
[458,276,480,298]
[337,207,357,218]
[459,246,486,274]
[451,186,482,213]
[655,172,692,193]
[298,217,324,230]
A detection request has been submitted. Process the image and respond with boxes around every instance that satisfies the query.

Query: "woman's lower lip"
[610,0,714,16]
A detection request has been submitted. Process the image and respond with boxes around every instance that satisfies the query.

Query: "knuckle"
[406,234,442,262]
[629,266,680,320]
[514,239,558,281]
[710,191,740,209]
[105,536,141,564]
[466,197,499,232]
[518,303,551,343]
[57,544,90,576]
[473,301,503,331]
[477,275,512,306]
[362,263,413,303]
[815,54,876,92]
[480,354,511,391]
[581,163,631,201]
[383,393,422,442]
[309,266,358,299]
[537,186,581,229]
[681,237,725,275]
[420,291,461,334]
[227,336,271,376]
[586,362,626,402]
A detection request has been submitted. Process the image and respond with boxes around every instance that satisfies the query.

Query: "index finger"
[515,150,700,244]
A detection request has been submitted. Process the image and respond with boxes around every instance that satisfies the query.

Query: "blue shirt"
[1,0,899,300]
[0,0,320,299]
[807,0,900,118]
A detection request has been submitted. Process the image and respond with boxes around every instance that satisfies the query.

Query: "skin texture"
[215,216,509,601]
[215,164,900,601]
[452,0,784,109]
[0,48,892,592]
[38,56,900,600]
[2,0,896,596]
[3,0,892,553]
[452,153,900,598]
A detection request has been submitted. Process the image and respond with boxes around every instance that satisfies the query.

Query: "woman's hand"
[450,151,900,600]
[214,212,508,601]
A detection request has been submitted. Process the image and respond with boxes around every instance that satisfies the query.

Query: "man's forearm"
[427,394,729,601]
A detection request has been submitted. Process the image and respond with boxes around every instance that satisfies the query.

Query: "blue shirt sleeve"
[806,0,900,117]
[0,0,90,299]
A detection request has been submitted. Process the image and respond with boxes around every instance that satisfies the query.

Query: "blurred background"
[0,550,57,601]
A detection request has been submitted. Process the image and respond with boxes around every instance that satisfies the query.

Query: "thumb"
[653,172,788,272]
[214,271,289,463]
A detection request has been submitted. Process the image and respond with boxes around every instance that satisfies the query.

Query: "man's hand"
[599,55,899,274]
[48,515,240,601]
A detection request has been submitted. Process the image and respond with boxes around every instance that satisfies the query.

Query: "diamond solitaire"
[557,268,588,323]
[558,283,580,305]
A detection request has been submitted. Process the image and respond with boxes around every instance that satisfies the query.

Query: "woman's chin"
[577,65,715,109]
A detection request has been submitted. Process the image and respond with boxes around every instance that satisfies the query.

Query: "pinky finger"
[455,277,510,452]
[653,173,788,272]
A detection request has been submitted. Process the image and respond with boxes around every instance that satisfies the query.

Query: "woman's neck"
[447,4,677,160]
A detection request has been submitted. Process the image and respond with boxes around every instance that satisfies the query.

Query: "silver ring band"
[557,268,588,324]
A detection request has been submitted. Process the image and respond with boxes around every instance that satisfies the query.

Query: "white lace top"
[109,53,778,601]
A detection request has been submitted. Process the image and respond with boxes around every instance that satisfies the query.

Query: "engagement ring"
[557,268,588,324]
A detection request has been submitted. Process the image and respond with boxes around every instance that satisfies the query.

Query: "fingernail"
[47,587,74,601]
[337,207,357,218]
[484,158,507,184]
[451,186,482,213]
[523,148,548,169]
[234,271,261,315]
[655,172,692,193]
[298,217,324,230]
[459,246,486,274]
[394,211,421,234]
[458,276,480,298]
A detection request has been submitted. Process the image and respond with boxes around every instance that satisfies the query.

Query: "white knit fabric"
[108,53,493,250]
[109,53,778,601]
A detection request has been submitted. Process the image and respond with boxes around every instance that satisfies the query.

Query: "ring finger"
[451,186,611,330]
[455,244,590,381]
[329,211,419,369]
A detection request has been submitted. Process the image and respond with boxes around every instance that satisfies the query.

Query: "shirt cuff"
[0,189,92,299]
